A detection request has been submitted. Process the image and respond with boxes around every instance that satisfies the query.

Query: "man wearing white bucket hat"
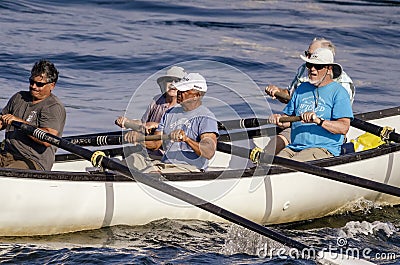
[124,72,219,173]
[268,48,353,161]
[264,37,355,155]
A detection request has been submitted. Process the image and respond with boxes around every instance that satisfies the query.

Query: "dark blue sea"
[0,0,400,264]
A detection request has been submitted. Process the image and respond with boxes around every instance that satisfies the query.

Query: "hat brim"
[157,76,181,93]
[332,64,342,79]
[174,82,192,92]
[300,54,343,79]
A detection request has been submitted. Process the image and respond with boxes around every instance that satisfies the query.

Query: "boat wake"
[338,220,397,239]
[332,198,385,215]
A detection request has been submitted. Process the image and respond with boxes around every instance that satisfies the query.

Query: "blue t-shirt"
[157,104,219,170]
[283,82,353,156]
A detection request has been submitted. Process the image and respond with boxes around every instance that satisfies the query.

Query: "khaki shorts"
[279,128,291,143]
[0,152,41,170]
[277,147,333,162]
[124,152,201,173]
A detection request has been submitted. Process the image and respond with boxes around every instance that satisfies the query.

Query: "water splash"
[338,221,397,239]
[333,198,383,215]
[221,224,290,258]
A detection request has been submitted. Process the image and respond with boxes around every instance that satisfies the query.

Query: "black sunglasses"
[306,62,326,70]
[29,78,52,87]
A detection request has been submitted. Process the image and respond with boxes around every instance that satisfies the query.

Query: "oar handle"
[279,116,301,123]
[274,91,292,102]
[143,134,170,141]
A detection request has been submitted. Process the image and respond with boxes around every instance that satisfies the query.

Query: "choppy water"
[0,0,399,264]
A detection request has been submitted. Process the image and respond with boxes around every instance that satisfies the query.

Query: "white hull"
[1,107,399,236]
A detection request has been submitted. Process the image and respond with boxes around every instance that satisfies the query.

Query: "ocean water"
[0,0,399,264]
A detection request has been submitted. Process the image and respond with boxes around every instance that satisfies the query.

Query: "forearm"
[315,117,350,135]
[145,139,162,150]
[184,133,217,159]
[30,127,60,147]
[145,131,163,150]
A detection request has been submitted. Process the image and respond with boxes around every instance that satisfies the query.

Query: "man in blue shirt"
[269,48,353,161]
[124,73,219,172]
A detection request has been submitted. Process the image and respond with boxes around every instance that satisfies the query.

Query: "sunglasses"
[164,77,180,83]
[29,78,52,87]
[306,62,326,70]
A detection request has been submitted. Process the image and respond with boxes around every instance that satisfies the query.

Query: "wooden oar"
[12,121,372,264]
[273,90,292,101]
[217,141,400,198]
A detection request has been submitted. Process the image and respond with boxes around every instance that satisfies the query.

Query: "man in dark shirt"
[0,59,66,170]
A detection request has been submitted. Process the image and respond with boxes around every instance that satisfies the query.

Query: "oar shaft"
[62,126,280,146]
[218,116,300,130]
[351,117,400,143]
[123,116,299,132]
[64,134,170,146]
[12,121,310,254]
[217,142,400,198]
[271,156,400,197]
[68,135,123,146]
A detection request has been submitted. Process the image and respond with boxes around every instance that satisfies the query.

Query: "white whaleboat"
[0,106,399,237]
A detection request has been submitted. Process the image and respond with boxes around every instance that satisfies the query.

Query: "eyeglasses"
[29,78,52,87]
[304,50,312,58]
[306,62,326,70]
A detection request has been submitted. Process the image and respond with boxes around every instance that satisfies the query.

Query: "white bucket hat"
[173,73,207,92]
[300,48,343,79]
[157,66,187,93]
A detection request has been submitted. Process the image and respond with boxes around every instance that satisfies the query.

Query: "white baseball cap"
[173,73,207,92]
[300,48,343,79]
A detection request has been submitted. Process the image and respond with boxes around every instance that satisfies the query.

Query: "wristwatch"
[317,118,325,126]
